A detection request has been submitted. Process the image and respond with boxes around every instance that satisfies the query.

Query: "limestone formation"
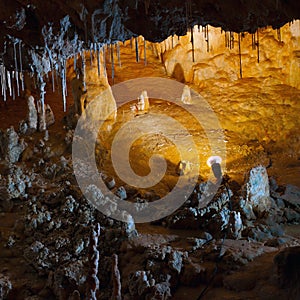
[0,126,26,163]
[111,254,122,300]
[244,165,273,216]
[181,85,192,104]
[27,95,38,130]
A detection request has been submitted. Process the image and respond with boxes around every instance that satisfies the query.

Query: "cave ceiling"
[0,0,299,71]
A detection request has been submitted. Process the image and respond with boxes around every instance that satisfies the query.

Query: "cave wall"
[157,21,300,89]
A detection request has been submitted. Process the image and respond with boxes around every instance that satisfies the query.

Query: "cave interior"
[0,1,300,299]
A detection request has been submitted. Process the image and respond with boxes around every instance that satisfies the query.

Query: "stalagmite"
[86,224,100,300]
[27,95,38,130]
[13,41,20,97]
[238,33,243,78]
[111,254,122,300]
[19,41,24,91]
[140,90,149,112]
[135,37,139,62]
[181,85,192,104]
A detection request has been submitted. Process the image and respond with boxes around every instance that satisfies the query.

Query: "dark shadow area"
[172,63,185,83]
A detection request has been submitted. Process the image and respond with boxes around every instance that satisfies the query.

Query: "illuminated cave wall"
[154,21,300,89]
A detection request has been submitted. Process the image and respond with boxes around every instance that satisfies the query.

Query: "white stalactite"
[7,70,11,97]
[97,43,101,77]
[12,71,15,100]
[81,50,86,90]
[19,41,24,91]
[13,42,20,97]
[0,63,7,101]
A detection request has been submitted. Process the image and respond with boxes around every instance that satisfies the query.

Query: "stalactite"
[191,26,195,62]
[277,28,281,42]
[0,63,7,101]
[171,35,174,49]
[135,37,139,62]
[205,25,209,52]
[37,76,46,131]
[107,44,111,63]
[256,30,260,63]
[111,43,115,85]
[7,70,12,97]
[143,38,147,66]
[102,46,107,77]
[116,43,121,67]
[18,41,24,91]
[252,33,256,50]
[12,71,15,100]
[90,44,93,66]
[97,43,101,77]
[55,68,60,94]
[238,33,243,79]
[230,32,234,49]
[61,59,67,112]
[13,42,20,97]
[74,50,77,71]
[51,63,55,93]
[81,50,86,90]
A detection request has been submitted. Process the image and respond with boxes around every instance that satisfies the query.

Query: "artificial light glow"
[207,155,222,167]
